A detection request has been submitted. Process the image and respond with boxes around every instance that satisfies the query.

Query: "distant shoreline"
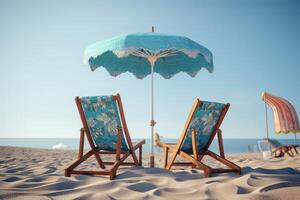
[0,138,298,153]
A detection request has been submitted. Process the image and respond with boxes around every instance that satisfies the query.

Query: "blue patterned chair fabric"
[267,139,282,148]
[264,138,300,148]
[80,96,128,152]
[181,101,225,154]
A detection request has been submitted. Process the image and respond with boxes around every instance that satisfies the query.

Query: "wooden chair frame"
[65,94,145,180]
[266,140,299,157]
[159,99,241,178]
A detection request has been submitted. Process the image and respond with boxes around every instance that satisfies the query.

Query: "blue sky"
[0,0,299,139]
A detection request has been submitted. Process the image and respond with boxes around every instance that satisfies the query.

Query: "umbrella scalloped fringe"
[92,63,209,80]
[275,130,300,134]
[84,47,212,64]
[87,50,213,79]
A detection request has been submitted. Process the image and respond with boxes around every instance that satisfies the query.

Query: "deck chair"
[263,138,299,157]
[65,94,145,179]
[156,99,241,178]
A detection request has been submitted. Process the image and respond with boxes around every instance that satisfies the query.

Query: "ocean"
[0,138,298,154]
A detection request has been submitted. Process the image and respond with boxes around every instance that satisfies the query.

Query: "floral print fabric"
[181,101,225,154]
[80,96,128,152]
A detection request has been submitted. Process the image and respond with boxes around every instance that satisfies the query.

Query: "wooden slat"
[171,162,194,166]
[70,170,111,175]
[78,128,85,159]
[139,145,142,166]
[192,128,198,160]
[165,143,177,145]
[116,128,122,161]
[211,168,239,173]
[97,151,126,155]
[217,129,225,158]
[102,162,136,166]
[164,147,169,168]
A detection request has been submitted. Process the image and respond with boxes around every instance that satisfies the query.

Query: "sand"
[0,146,300,200]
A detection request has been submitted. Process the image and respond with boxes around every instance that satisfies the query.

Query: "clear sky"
[0,0,299,139]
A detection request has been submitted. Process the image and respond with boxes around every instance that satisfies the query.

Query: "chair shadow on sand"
[115,165,300,180]
[112,165,300,195]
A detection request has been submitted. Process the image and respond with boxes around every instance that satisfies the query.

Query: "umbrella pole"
[150,26,155,168]
[265,101,269,140]
[264,101,272,153]
[150,60,155,168]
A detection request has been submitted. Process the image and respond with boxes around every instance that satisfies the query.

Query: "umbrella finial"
[151,26,154,32]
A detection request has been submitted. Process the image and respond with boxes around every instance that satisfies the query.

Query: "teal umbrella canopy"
[84,32,214,79]
[83,31,214,167]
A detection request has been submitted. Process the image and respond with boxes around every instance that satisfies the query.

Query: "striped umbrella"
[262,92,300,144]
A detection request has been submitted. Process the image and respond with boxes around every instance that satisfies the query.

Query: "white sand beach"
[0,146,300,200]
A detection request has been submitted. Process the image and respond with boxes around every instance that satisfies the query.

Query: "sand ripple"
[0,146,300,200]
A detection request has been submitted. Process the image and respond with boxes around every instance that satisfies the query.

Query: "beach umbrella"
[84,28,214,167]
[262,92,300,144]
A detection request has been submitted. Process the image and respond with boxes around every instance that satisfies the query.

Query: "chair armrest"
[132,139,146,151]
[154,133,177,148]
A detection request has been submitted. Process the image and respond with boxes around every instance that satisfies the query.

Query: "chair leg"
[93,153,106,169]
[109,170,117,180]
[191,129,198,168]
[139,145,142,166]
[278,148,285,157]
[164,147,169,168]
[166,152,177,170]
[109,140,145,179]
[65,150,94,177]
[178,150,212,177]
[293,146,299,155]
[159,142,213,177]
[78,129,85,159]
[65,169,71,177]
[283,147,294,157]
[272,150,277,157]
[217,129,225,158]
[66,140,145,179]
[288,147,295,156]
[204,169,212,178]
[206,150,241,174]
